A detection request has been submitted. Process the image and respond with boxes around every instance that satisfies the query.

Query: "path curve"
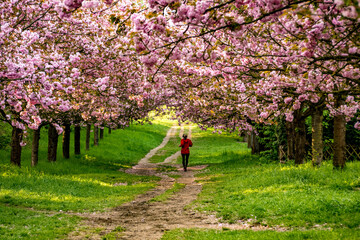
[163,125,192,164]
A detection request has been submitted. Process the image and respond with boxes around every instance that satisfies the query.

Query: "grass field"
[1,120,360,239]
[0,120,170,239]
[164,126,360,239]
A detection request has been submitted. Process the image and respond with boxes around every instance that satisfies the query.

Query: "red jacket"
[179,139,193,154]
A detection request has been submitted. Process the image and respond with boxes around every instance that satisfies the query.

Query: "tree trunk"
[333,114,346,169]
[247,132,251,149]
[100,128,104,140]
[94,125,99,146]
[293,110,306,165]
[31,127,41,167]
[62,123,71,159]
[10,127,23,166]
[86,124,91,150]
[108,127,111,134]
[48,124,58,162]
[311,107,323,167]
[285,121,295,160]
[251,132,260,154]
[333,97,346,169]
[242,131,247,142]
[74,126,81,155]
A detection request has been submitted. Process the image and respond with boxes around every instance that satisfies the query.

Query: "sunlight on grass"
[176,125,360,239]
[0,120,171,239]
[148,124,184,163]
[0,189,82,203]
[0,205,80,240]
[162,228,360,240]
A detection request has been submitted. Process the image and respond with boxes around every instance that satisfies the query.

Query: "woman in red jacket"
[179,134,193,172]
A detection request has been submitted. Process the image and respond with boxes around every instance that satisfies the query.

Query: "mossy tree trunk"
[108,127,111,134]
[48,124,58,162]
[10,127,23,166]
[311,107,323,167]
[74,125,81,155]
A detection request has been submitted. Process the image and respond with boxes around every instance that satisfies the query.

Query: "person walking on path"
[179,134,193,172]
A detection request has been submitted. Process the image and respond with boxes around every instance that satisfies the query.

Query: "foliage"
[0,121,11,150]
[256,120,287,161]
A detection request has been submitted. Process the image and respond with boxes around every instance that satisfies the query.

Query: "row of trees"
[119,0,360,168]
[1,0,167,166]
[1,0,359,168]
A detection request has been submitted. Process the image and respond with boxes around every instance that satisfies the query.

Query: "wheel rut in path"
[67,125,279,240]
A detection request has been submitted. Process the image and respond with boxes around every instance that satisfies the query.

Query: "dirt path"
[67,126,279,240]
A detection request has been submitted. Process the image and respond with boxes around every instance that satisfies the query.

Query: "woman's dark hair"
[183,134,188,139]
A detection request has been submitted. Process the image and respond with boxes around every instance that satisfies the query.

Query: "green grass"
[166,126,360,238]
[0,205,80,240]
[0,120,171,239]
[161,228,360,240]
[149,126,182,163]
[194,157,360,228]
[1,120,360,239]
[150,183,186,202]
[178,127,246,166]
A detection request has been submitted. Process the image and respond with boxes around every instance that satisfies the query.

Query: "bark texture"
[31,128,41,167]
[63,123,71,159]
[247,132,251,149]
[285,121,295,160]
[10,127,23,166]
[333,119,346,168]
[100,128,104,139]
[311,107,323,167]
[108,127,112,134]
[333,97,346,169]
[86,124,91,150]
[293,110,306,165]
[47,124,58,162]
[75,126,81,155]
[94,125,99,146]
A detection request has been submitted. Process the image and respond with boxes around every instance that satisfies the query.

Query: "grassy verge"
[167,126,360,239]
[0,205,80,240]
[162,228,360,240]
[0,120,170,239]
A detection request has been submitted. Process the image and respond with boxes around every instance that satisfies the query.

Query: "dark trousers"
[181,153,190,169]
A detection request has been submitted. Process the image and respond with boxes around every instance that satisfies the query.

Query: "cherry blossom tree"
[123,0,360,168]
